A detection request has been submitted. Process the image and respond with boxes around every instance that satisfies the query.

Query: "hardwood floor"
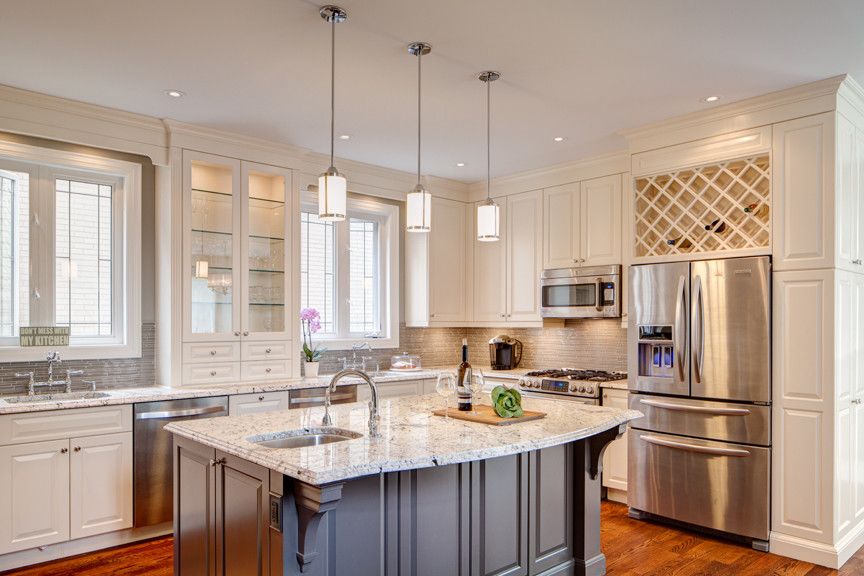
[3,501,864,575]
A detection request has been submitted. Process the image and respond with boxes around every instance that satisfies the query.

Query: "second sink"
[248,427,362,449]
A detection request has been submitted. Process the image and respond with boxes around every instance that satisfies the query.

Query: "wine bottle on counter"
[456,338,473,411]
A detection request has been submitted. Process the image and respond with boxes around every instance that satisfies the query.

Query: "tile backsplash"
[0,323,156,396]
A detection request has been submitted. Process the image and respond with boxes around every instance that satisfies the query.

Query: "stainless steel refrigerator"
[627,256,771,548]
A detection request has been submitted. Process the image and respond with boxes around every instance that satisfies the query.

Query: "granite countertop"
[599,381,629,391]
[0,367,530,415]
[165,393,642,485]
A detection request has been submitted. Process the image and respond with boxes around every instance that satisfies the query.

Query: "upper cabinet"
[181,151,294,384]
[543,175,622,270]
[836,112,864,273]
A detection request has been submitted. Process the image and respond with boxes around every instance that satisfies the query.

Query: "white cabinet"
[181,151,295,383]
[543,175,621,270]
[601,388,629,500]
[0,406,134,555]
[69,432,133,540]
[357,379,433,402]
[229,391,291,416]
[472,190,543,325]
[836,113,864,273]
[0,439,69,555]
[429,197,470,323]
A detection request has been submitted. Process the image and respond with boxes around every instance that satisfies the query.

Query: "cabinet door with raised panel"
[429,197,468,322]
[543,183,580,269]
[837,114,858,270]
[581,175,622,266]
[601,389,629,495]
[507,190,543,322]
[229,391,290,416]
[0,439,69,554]
[474,200,507,322]
[215,453,270,576]
[856,128,864,267]
[70,432,133,539]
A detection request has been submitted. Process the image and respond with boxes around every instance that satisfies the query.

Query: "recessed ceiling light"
[456,162,465,167]
[339,134,351,140]
[553,136,566,142]
[165,90,184,98]
[702,95,721,103]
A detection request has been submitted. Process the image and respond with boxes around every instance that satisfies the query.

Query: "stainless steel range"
[519,369,627,405]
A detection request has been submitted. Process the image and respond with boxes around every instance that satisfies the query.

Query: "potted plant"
[300,308,326,378]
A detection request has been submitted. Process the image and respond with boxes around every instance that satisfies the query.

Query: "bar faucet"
[322,369,380,437]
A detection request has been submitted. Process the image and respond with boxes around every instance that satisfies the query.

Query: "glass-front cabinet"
[182,151,294,384]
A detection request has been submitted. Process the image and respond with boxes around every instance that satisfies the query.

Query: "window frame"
[0,140,141,361]
[300,191,399,350]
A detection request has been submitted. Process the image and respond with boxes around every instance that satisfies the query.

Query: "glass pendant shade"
[476,200,500,242]
[318,168,346,221]
[406,184,432,232]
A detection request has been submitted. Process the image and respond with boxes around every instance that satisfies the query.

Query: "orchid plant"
[300,308,326,362]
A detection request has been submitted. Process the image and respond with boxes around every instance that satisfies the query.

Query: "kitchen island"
[166,394,641,576]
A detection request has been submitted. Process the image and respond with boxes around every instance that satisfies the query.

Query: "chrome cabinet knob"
[73,446,81,452]
[258,396,265,401]
[242,330,249,336]
[265,348,272,354]
[854,259,863,265]
[853,398,862,405]
[265,368,272,373]
[210,350,217,356]
[233,331,241,337]
[210,370,217,377]
[61,448,68,454]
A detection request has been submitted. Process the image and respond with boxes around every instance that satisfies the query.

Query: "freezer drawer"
[629,394,770,446]
[628,430,769,541]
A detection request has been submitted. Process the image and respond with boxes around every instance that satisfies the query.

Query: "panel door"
[543,183,580,269]
[240,161,293,342]
[857,128,864,267]
[507,190,543,322]
[0,439,69,555]
[852,274,864,526]
[601,390,629,492]
[474,199,508,322]
[183,150,243,342]
[70,432,133,539]
[772,113,834,271]
[174,437,217,576]
[215,453,270,576]
[528,445,573,575]
[228,391,291,416]
[429,197,468,322]
[581,174,622,266]
[471,454,529,576]
[837,114,858,270]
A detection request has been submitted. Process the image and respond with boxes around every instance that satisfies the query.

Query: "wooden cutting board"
[432,404,546,426]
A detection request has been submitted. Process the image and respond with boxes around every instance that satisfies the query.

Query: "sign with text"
[19,327,70,347]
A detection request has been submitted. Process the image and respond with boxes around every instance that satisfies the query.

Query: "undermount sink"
[248,427,363,449]
[2,391,111,404]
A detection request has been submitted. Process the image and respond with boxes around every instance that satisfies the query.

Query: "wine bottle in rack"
[704,218,727,234]
[744,202,769,218]
[666,235,693,250]
[456,338,473,412]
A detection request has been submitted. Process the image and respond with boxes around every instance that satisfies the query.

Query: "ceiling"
[1,0,863,183]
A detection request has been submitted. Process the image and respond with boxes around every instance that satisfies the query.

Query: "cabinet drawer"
[183,342,240,364]
[229,392,291,416]
[241,361,291,382]
[0,405,133,446]
[183,362,240,385]
[242,341,291,361]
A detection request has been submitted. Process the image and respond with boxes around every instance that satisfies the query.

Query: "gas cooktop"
[524,369,628,383]
[518,369,628,401]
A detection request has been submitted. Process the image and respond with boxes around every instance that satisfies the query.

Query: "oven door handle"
[135,405,227,420]
[595,278,603,312]
[640,434,751,457]
[638,398,751,416]
[289,392,356,405]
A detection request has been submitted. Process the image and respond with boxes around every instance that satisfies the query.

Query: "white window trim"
[0,139,141,361]
[301,191,399,350]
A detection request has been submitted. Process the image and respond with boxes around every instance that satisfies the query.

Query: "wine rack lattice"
[634,155,771,258]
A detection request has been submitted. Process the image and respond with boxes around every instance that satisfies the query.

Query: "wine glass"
[436,372,456,419]
[469,370,485,414]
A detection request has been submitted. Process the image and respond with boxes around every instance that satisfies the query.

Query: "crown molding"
[0,83,168,165]
[466,150,629,200]
[621,75,848,154]
[837,75,864,128]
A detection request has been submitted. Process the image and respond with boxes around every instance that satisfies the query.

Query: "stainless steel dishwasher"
[133,396,228,527]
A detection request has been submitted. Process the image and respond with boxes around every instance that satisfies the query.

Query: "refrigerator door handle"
[639,398,752,416]
[692,275,704,383]
[640,434,751,457]
[674,275,687,384]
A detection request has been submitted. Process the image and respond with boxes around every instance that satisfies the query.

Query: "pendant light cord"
[417,49,422,186]
[330,16,336,168]
[486,77,491,201]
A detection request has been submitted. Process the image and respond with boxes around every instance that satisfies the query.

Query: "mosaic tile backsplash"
[0,323,156,396]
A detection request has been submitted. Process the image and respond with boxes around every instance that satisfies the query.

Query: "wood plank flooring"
[3,501,864,575]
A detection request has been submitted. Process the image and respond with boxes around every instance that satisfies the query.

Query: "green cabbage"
[491,385,524,418]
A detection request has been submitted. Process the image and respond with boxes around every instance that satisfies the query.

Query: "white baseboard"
[837,520,864,567]
[605,487,628,505]
[0,523,172,571]
[770,520,864,570]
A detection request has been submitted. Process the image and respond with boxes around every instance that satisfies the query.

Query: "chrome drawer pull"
[639,398,751,416]
[640,435,750,457]
[210,350,217,356]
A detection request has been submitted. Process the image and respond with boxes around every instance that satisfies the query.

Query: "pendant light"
[406,42,432,233]
[476,71,500,242]
[318,5,348,221]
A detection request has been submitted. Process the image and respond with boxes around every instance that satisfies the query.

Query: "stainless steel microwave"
[540,265,621,319]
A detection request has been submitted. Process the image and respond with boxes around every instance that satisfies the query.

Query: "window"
[300,192,398,348]
[0,141,141,360]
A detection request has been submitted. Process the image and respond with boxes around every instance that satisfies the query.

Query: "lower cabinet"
[601,389,629,500]
[229,392,291,416]
[0,406,133,556]
[358,379,436,402]
[174,436,271,576]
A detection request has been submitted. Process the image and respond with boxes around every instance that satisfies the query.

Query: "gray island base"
[167,394,641,576]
